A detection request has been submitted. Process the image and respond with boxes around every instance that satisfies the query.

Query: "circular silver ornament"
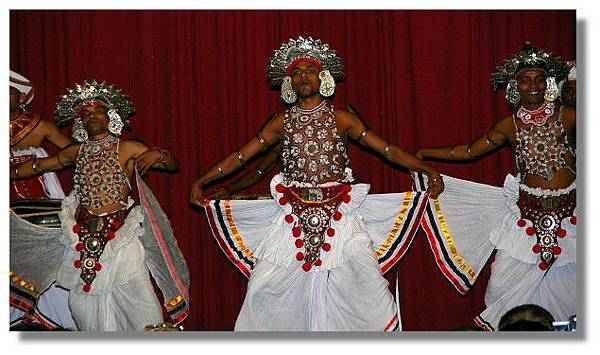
[85,237,101,252]
[83,257,96,269]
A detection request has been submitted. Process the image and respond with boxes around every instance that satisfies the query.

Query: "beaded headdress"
[490,42,570,91]
[266,36,345,88]
[55,80,134,127]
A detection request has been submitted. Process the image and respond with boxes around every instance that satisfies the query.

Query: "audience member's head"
[498,304,555,331]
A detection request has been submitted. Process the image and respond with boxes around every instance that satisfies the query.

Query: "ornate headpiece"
[490,42,569,92]
[55,80,134,127]
[10,70,35,106]
[266,36,345,88]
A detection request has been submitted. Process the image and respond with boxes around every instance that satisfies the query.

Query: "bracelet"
[150,147,171,164]
[256,134,268,146]
[449,147,456,159]
[467,145,474,159]
[358,128,369,144]
[485,133,499,146]
[31,158,41,174]
[236,150,246,167]
[216,165,224,176]
[382,143,391,160]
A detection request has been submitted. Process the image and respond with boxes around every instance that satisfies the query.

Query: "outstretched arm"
[416,117,510,161]
[41,118,72,149]
[338,110,444,198]
[208,144,281,199]
[11,143,79,179]
[190,113,284,206]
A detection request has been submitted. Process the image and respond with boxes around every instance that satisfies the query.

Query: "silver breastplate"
[73,135,130,210]
[514,106,576,181]
[281,101,349,185]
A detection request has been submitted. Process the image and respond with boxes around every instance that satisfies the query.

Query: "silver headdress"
[490,42,569,107]
[55,80,134,130]
[490,42,569,92]
[266,36,345,89]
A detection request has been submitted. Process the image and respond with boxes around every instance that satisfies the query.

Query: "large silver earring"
[280,76,297,104]
[107,109,124,136]
[318,70,336,97]
[544,76,560,102]
[72,117,89,142]
[505,79,521,107]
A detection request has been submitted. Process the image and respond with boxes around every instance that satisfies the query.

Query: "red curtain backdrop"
[10,10,575,330]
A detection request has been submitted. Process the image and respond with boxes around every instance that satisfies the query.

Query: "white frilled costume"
[205,98,429,331]
[414,173,576,331]
[206,173,428,331]
[413,43,577,331]
[10,80,189,331]
[10,172,190,331]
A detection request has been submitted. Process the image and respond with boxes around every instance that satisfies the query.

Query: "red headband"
[75,101,108,116]
[287,58,324,76]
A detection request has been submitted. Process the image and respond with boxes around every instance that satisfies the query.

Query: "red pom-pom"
[539,262,549,271]
[95,262,102,271]
[342,185,352,192]
[74,260,82,268]
[75,242,84,251]
[111,220,123,230]
[342,195,351,204]
[526,227,536,236]
[284,214,294,224]
[82,284,91,293]
[292,227,302,238]
[295,239,304,248]
[296,252,304,261]
[327,228,335,237]
[72,224,82,234]
[302,263,312,272]
[532,244,541,254]
[517,219,527,227]
[570,216,577,225]
[553,246,562,255]
[557,228,567,238]
[276,184,286,193]
[333,211,342,221]
[322,243,331,252]
[279,197,288,206]
[107,230,116,240]
[315,260,322,266]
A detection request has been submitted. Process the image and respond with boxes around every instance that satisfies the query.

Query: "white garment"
[415,173,576,330]
[206,173,427,331]
[10,146,76,330]
[56,192,163,331]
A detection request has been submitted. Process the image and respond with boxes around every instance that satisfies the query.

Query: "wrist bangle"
[216,165,224,176]
[467,145,474,159]
[358,128,369,144]
[236,150,246,167]
[32,158,41,174]
[382,143,391,160]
